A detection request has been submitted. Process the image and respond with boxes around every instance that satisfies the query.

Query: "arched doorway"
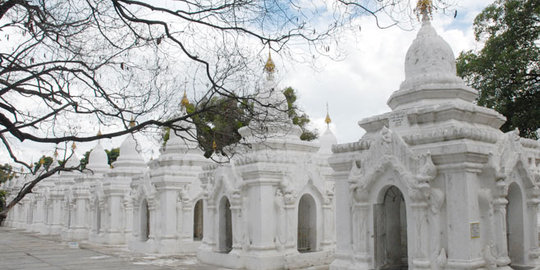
[218,196,232,253]
[193,199,203,241]
[375,186,408,270]
[140,199,150,241]
[297,194,316,252]
[95,199,101,234]
[507,183,525,266]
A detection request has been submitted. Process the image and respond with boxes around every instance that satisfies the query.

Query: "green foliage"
[162,127,171,147]
[81,151,91,169]
[0,190,6,213]
[106,148,120,165]
[187,97,248,158]
[163,87,317,157]
[0,164,16,212]
[0,164,16,184]
[33,156,53,173]
[283,87,318,141]
[456,0,540,138]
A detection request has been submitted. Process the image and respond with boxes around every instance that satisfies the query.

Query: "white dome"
[166,128,197,152]
[387,17,477,110]
[87,142,109,172]
[318,127,337,155]
[401,19,459,88]
[113,134,145,170]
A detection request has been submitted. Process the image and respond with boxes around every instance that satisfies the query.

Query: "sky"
[280,0,493,144]
[0,0,495,165]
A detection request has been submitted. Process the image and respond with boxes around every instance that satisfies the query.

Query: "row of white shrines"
[3,15,540,270]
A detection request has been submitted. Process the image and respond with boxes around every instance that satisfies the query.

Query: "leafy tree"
[106,148,120,166]
[456,0,540,138]
[164,87,317,157]
[0,164,16,213]
[189,97,248,158]
[0,164,16,184]
[32,156,53,173]
[283,87,318,141]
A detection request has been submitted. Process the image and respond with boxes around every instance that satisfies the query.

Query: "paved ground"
[0,227,218,270]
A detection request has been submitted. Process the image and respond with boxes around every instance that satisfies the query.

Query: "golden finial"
[416,0,433,20]
[264,49,275,74]
[71,142,77,150]
[129,116,136,128]
[212,139,217,150]
[97,129,102,136]
[325,103,331,126]
[181,90,190,108]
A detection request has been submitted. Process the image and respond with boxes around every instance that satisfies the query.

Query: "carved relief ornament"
[348,127,440,205]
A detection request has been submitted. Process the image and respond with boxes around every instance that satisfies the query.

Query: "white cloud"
[281,0,487,144]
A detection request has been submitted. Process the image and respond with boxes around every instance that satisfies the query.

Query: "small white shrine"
[329,10,540,270]
[197,56,336,269]
[129,104,211,254]
[86,139,111,243]
[92,130,147,245]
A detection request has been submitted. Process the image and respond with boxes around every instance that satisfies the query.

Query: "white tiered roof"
[387,14,477,111]
[86,141,109,173]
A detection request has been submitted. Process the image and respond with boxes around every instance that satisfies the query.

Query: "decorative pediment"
[133,178,157,207]
[485,129,538,188]
[208,171,238,202]
[349,127,438,201]
[178,186,190,203]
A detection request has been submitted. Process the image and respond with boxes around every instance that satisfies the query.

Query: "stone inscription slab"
[389,112,408,129]
[470,222,480,239]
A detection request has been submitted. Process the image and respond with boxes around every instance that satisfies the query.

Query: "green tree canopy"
[0,164,16,184]
[33,156,54,173]
[283,87,318,141]
[0,164,16,212]
[456,0,540,138]
[165,87,318,158]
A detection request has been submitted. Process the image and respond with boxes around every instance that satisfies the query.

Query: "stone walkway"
[0,227,217,270]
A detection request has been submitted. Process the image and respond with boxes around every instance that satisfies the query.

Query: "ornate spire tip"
[264,50,275,74]
[129,117,136,128]
[325,103,332,126]
[416,0,433,21]
[181,90,190,108]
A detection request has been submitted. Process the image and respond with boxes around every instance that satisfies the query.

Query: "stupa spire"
[416,0,433,21]
[181,90,190,108]
[128,116,136,128]
[325,103,332,128]
[264,49,275,74]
